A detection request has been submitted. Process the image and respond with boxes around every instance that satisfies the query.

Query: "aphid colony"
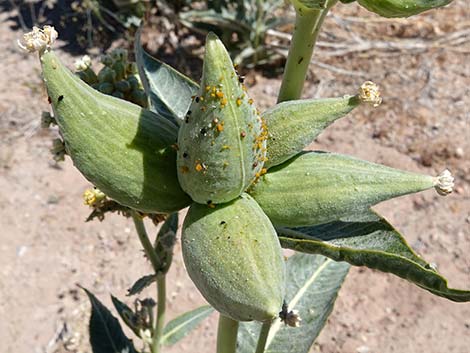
[181,82,265,173]
[176,33,268,205]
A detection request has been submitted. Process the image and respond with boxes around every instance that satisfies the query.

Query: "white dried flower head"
[17,25,58,53]
[74,55,92,71]
[434,169,454,196]
[359,81,382,107]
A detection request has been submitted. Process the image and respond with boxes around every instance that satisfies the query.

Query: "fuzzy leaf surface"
[278,211,470,302]
[82,288,137,353]
[135,28,198,124]
[162,305,214,346]
[237,254,349,353]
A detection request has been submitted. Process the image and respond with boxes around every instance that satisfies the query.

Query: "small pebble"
[357,345,370,353]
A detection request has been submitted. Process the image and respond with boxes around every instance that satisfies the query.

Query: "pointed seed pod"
[177,33,267,204]
[357,0,453,18]
[249,151,445,227]
[182,193,285,322]
[264,81,381,168]
[40,49,190,212]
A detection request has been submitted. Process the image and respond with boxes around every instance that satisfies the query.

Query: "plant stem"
[131,212,165,353]
[277,0,338,102]
[132,212,161,272]
[255,321,272,353]
[253,0,265,65]
[216,315,239,353]
[153,274,166,353]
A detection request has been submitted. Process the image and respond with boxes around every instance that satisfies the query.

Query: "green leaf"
[237,254,349,353]
[111,295,140,337]
[82,287,137,353]
[135,28,199,124]
[154,212,179,274]
[127,274,157,296]
[278,211,470,302]
[290,0,328,10]
[161,305,214,346]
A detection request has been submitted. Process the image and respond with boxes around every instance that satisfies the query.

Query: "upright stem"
[255,321,272,353]
[216,315,239,353]
[131,212,166,353]
[153,274,166,353]
[277,0,338,103]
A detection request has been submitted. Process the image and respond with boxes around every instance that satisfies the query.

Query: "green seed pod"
[115,79,131,93]
[250,151,445,227]
[97,82,115,94]
[357,0,453,18]
[265,81,381,168]
[40,50,191,213]
[182,193,285,322]
[264,96,359,168]
[177,33,267,205]
[97,66,116,83]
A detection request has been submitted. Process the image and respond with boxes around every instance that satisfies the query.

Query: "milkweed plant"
[18,1,468,353]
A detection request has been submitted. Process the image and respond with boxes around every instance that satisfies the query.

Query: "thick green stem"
[132,212,161,272]
[216,315,239,353]
[152,274,166,353]
[277,1,338,102]
[131,212,166,353]
[255,321,272,353]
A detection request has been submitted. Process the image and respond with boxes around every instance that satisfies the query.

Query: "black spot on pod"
[58,95,64,102]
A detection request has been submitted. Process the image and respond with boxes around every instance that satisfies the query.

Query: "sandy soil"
[0,2,469,353]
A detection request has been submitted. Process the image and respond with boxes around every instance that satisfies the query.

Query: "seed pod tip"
[17,25,58,53]
[359,81,382,107]
[434,169,454,196]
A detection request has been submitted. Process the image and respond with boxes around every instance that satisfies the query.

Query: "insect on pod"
[182,193,286,322]
[177,33,267,205]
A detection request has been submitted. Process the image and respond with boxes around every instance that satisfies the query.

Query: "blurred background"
[0,1,469,352]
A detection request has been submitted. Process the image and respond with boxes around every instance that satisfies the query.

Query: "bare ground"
[0,2,469,353]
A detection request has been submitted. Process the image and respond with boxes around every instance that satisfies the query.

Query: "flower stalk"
[216,315,239,353]
[277,0,338,102]
[131,211,166,353]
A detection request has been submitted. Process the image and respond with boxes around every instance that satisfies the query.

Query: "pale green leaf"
[237,254,349,353]
[135,28,198,124]
[162,306,214,346]
[278,211,470,302]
